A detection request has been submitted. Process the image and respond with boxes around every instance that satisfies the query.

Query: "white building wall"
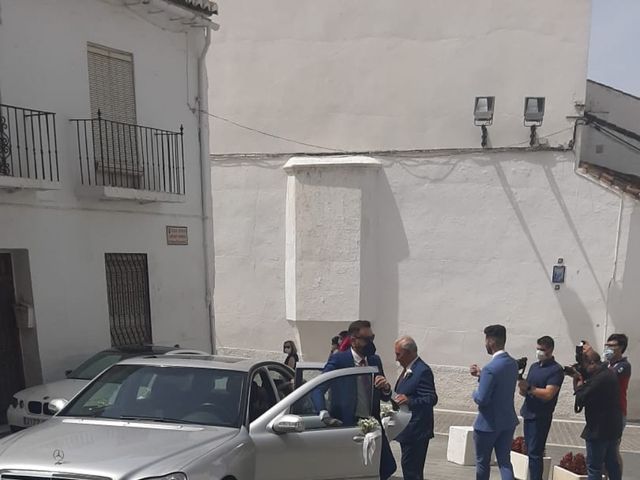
[207,0,640,418]
[212,149,640,419]
[208,0,591,154]
[582,80,640,176]
[0,0,212,381]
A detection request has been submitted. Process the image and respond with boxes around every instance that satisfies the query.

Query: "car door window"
[248,369,278,423]
[290,372,373,430]
[267,366,293,400]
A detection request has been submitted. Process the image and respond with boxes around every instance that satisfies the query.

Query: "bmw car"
[0,354,405,480]
[6,345,207,432]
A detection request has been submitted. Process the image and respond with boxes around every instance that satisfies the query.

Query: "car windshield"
[62,364,246,428]
[67,351,127,380]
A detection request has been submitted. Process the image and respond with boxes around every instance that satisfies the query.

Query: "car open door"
[250,366,381,480]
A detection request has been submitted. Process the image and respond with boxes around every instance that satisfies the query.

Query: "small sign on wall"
[166,226,188,245]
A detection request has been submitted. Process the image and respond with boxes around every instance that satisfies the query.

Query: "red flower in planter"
[559,452,587,475]
[511,436,527,455]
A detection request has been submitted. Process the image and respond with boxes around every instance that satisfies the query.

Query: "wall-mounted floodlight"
[524,97,545,146]
[474,96,495,147]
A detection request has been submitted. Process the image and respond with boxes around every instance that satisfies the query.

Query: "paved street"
[386,409,640,479]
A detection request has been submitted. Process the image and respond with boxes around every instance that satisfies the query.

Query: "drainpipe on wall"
[197,26,215,354]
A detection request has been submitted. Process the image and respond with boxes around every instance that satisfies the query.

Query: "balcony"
[0,104,60,191]
[71,112,185,202]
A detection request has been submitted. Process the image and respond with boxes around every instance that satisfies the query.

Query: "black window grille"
[105,253,152,347]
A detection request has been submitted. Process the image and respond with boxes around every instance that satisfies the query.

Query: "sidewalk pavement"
[389,435,640,480]
[433,408,640,453]
[387,409,640,480]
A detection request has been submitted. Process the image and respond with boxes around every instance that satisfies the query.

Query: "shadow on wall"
[608,203,640,420]
[493,158,600,344]
[359,168,410,375]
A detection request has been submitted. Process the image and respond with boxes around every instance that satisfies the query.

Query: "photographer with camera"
[573,349,623,480]
[583,334,631,473]
[517,336,564,480]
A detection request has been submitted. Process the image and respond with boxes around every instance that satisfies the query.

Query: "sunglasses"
[354,335,375,342]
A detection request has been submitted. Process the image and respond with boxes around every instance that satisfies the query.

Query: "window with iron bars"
[104,253,152,347]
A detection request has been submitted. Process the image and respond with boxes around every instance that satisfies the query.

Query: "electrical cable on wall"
[202,110,345,152]
[205,110,578,154]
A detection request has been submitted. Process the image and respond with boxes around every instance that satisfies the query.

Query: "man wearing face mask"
[313,320,397,480]
[573,349,623,480]
[517,336,564,480]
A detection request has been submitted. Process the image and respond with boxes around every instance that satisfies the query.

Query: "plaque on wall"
[166,226,188,245]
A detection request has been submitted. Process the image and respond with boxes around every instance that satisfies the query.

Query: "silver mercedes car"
[0,354,394,480]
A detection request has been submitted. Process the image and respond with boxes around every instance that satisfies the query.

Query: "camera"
[516,357,528,380]
[563,341,586,376]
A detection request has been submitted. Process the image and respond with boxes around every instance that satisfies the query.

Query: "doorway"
[0,253,25,423]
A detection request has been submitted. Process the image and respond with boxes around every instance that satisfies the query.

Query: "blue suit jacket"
[313,350,391,423]
[473,352,519,432]
[394,357,438,444]
[313,349,397,480]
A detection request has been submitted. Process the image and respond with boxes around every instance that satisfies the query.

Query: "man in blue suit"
[470,324,519,480]
[393,336,438,480]
[314,320,397,480]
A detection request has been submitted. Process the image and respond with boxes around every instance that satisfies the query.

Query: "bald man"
[393,336,438,480]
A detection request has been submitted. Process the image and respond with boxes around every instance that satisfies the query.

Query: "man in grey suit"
[470,324,519,480]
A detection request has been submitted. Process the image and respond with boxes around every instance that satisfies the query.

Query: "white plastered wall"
[0,0,211,381]
[212,149,640,419]
[208,0,591,154]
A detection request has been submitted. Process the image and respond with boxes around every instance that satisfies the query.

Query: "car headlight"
[10,397,18,408]
[142,474,187,480]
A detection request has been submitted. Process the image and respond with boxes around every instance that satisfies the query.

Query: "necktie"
[356,358,369,418]
[395,368,407,390]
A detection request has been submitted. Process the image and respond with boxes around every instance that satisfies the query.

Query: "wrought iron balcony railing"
[0,104,60,182]
[71,111,185,195]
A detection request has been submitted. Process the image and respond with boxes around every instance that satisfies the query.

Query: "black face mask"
[362,340,377,357]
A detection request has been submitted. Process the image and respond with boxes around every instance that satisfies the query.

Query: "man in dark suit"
[470,324,519,480]
[313,320,397,480]
[393,335,438,480]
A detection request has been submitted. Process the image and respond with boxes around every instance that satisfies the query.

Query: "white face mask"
[536,349,546,362]
[603,348,615,361]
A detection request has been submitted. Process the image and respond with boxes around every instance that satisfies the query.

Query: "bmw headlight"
[143,474,187,480]
[10,397,18,408]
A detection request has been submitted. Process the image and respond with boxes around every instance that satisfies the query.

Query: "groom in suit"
[470,324,519,480]
[314,320,397,480]
[393,336,438,480]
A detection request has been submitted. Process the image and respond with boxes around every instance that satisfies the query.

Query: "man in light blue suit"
[470,324,519,480]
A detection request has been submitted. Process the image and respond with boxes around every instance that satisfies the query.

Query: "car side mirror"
[48,398,68,415]
[271,414,305,434]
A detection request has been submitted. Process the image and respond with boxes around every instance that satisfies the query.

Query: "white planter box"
[552,465,606,480]
[552,465,587,480]
[510,451,551,480]
[447,426,475,466]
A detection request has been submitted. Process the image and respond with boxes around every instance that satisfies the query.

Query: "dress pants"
[400,439,430,480]
[474,428,516,480]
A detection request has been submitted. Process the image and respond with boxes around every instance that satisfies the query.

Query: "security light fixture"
[474,96,495,148]
[474,96,495,126]
[524,96,545,146]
